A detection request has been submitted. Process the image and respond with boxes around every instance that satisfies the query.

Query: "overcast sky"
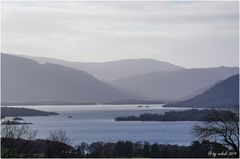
[1,0,239,68]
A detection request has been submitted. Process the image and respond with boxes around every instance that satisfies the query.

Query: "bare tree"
[192,108,239,156]
[1,124,38,157]
[47,129,70,145]
[46,130,72,157]
[1,124,37,140]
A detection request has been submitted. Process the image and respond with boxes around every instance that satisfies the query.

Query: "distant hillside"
[19,54,184,82]
[111,67,239,101]
[1,107,58,117]
[1,54,137,104]
[166,74,239,108]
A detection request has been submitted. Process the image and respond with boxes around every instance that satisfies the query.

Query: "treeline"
[115,109,232,121]
[1,138,72,158]
[2,138,235,158]
[74,140,231,158]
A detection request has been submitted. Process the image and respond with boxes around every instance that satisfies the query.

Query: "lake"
[6,104,201,146]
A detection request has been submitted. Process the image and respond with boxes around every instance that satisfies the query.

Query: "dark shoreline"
[1,107,59,117]
[115,109,234,122]
[1,120,32,125]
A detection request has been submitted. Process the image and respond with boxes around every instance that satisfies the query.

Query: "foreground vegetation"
[1,138,235,158]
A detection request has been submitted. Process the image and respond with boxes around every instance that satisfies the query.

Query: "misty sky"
[1,0,239,68]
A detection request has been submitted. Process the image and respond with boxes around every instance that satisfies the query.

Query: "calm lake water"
[6,104,201,146]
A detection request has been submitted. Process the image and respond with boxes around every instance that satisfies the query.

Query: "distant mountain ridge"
[165,74,239,108]
[18,54,184,82]
[111,67,239,101]
[2,53,239,105]
[1,54,139,104]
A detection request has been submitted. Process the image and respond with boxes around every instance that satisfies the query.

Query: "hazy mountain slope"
[19,54,184,82]
[166,74,239,107]
[111,67,239,101]
[1,54,137,104]
[179,82,217,101]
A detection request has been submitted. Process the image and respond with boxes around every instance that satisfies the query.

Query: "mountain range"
[1,54,138,105]
[19,55,184,82]
[111,67,239,100]
[166,74,239,108]
[1,53,239,106]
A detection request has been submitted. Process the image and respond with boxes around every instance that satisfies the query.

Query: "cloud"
[1,1,239,67]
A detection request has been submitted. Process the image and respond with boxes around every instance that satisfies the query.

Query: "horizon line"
[2,52,239,69]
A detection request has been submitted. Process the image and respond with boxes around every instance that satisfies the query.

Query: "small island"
[13,117,24,121]
[115,109,231,121]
